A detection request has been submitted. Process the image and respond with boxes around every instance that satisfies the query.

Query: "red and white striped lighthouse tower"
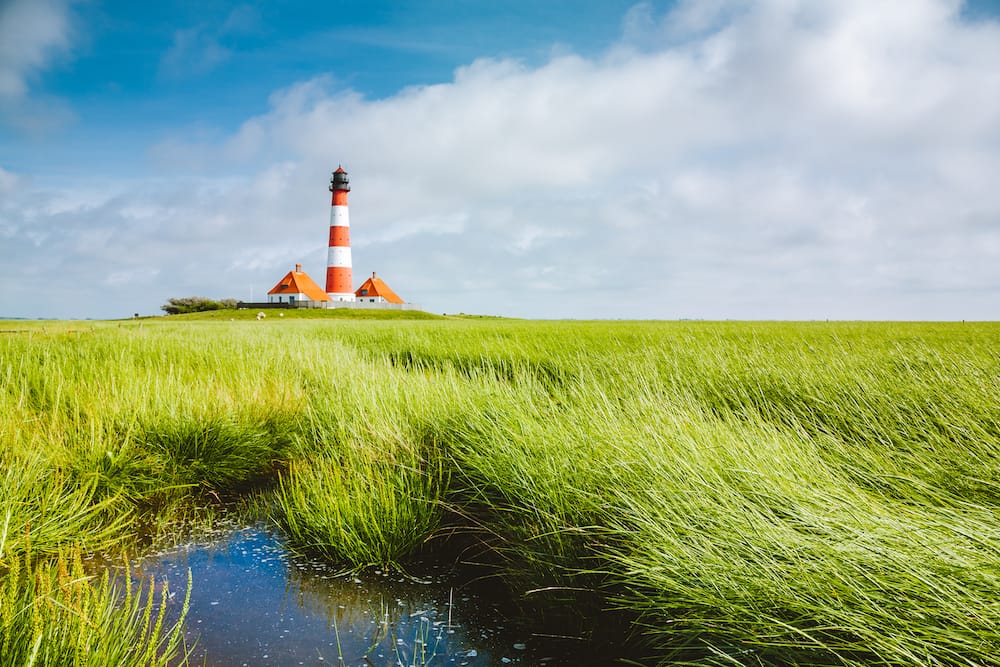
[325,166,355,301]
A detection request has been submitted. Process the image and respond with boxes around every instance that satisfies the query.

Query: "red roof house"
[267,264,330,305]
[354,272,405,304]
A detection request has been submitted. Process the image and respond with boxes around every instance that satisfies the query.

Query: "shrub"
[160,297,236,315]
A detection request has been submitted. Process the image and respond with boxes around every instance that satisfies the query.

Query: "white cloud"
[158,5,260,80]
[159,26,231,79]
[0,0,72,98]
[2,0,999,319]
[0,166,19,193]
[103,267,160,287]
[0,0,75,131]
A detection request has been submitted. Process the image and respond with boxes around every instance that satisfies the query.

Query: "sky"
[1,0,999,320]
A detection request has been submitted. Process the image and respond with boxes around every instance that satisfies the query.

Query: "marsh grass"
[0,453,132,562]
[0,548,190,667]
[271,355,461,567]
[275,446,447,568]
[2,318,998,665]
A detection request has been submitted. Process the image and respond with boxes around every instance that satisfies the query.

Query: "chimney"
[372,271,376,279]
[295,263,302,273]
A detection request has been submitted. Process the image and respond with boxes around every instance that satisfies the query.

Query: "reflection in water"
[128,526,540,666]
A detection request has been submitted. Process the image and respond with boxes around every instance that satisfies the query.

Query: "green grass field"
[1,316,997,665]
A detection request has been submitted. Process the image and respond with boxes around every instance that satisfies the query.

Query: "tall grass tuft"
[0,548,190,666]
[276,448,446,568]
[272,366,455,567]
[0,453,132,562]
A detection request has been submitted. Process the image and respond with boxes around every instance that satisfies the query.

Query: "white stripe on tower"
[326,166,355,301]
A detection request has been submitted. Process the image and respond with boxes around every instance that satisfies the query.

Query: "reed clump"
[0,547,190,667]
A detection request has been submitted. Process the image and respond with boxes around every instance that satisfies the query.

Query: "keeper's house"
[267,264,330,306]
[354,272,404,305]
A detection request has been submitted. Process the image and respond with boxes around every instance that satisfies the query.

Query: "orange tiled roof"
[354,273,404,304]
[267,266,330,301]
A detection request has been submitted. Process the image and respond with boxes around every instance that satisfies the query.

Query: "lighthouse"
[325,166,355,301]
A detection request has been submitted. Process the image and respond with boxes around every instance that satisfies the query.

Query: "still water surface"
[128,526,554,666]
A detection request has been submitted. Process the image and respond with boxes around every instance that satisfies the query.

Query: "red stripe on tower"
[325,166,355,300]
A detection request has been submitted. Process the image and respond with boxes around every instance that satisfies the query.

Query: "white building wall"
[268,292,310,303]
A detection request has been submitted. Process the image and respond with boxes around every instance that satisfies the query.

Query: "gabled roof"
[354,272,404,304]
[267,265,330,301]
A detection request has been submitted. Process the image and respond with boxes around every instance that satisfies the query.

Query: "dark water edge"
[117,525,619,667]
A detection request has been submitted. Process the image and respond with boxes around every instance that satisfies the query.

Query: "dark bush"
[161,296,237,315]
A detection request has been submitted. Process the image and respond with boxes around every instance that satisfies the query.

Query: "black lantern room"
[330,166,350,192]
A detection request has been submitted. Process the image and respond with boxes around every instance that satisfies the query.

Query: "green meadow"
[1,316,998,665]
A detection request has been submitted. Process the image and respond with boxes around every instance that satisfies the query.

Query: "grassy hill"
[161,307,447,321]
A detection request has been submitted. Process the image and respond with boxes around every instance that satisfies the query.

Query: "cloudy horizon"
[1,0,998,320]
